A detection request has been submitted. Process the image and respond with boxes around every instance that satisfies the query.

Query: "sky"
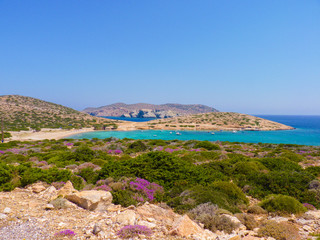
[0,1,319,115]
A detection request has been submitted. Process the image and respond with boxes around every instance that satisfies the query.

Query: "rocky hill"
[0,95,116,131]
[121,112,294,131]
[83,103,218,118]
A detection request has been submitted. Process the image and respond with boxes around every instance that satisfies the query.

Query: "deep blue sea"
[69,115,320,146]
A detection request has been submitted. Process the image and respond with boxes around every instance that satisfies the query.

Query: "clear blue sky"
[1,1,319,114]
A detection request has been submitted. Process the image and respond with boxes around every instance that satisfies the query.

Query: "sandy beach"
[8,128,95,141]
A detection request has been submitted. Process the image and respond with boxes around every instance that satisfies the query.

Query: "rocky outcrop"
[65,190,113,211]
[83,102,219,118]
[0,183,318,240]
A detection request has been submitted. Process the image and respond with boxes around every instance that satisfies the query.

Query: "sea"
[69,115,320,146]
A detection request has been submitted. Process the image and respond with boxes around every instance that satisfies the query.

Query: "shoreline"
[6,127,296,142]
[8,128,96,141]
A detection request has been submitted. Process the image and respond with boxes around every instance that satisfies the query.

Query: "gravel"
[0,218,50,240]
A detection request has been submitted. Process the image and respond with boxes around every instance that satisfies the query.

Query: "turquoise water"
[69,115,320,146]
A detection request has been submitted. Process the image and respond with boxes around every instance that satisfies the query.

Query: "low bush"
[117,225,152,239]
[260,194,307,215]
[234,213,258,230]
[258,220,300,240]
[194,141,220,150]
[247,205,267,214]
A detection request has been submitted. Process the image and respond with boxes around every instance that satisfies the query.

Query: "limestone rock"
[30,182,47,193]
[66,190,112,211]
[44,204,54,210]
[39,186,57,201]
[92,223,102,235]
[3,207,11,214]
[113,210,136,225]
[170,214,204,237]
[57,181,78,197]
[229,236,241,240]
[137,202,178,225]
[0,213,8,220]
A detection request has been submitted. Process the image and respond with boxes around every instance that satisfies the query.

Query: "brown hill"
[118,112,294,131]
[83,103,218,118]
[0,95,117,131]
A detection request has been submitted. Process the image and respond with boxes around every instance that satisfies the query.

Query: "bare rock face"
[113,210,136,225]
[65,190,112,211]
[136,202,178,225]
[170,214,204,237]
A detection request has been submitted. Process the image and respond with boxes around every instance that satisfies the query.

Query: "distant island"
[116,112,294,131]
[0,95,293,142]
[83,102,219,118]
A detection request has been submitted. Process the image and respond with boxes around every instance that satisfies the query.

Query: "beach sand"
[8,128,95,141]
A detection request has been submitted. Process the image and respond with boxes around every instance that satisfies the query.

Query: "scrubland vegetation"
[1,138,320,236]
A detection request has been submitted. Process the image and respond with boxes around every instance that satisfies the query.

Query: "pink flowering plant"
[128,178,164,202]
[55,229,76,238]
[117,225,152,239]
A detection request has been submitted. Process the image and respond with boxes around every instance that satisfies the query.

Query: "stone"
[170,214,204,237]
[229,236,241,240]
[44,204,54,210]
[0,213,7,220]
[39,186,57,201]
[137,220,157,229]
[137,202,178,225]
[3,207,11,214]
[30,182,46,193]
[242,237,261,240]
[57,181,78,197]
[66,190,112,211]
[113,210,136,225]
[92,223,102,235]
[50,197,78,209]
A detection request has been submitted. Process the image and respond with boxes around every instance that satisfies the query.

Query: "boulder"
[57,181,78,197]
[30,182,47,193]
[113,210,136,225]
[170,214,204,237]
[39,186,57,201]
[66,190,112,211]
[136,202,178,225]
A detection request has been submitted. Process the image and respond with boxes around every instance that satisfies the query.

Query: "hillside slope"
[118,112,294,131]
[83,103,218,118]
[0,95,116,131]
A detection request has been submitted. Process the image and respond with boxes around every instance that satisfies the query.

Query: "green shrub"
[247,205,267,214]
[78,167,98,184]
[126,140,148,153]
[234,213,258,230]
[260,194,307,215]
[258,220,300,240]
[194,141,220,150]
[211,181,249,206]
[0,163,13,185]
[168,183,247,213]
[112,190,138,207]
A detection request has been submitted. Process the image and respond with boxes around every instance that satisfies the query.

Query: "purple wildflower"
[129,178,164,202]
[55,229,76,236]
[303,203,316,210]
[0,150,5,154]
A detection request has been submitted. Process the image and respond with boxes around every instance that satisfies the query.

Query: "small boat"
[170,132,172,134]
[176,132,181,135]
[211,132,215,135]
[232,130,238,133]
[153,135,157,137]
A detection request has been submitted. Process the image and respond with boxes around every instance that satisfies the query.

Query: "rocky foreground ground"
[0,182,319,240]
